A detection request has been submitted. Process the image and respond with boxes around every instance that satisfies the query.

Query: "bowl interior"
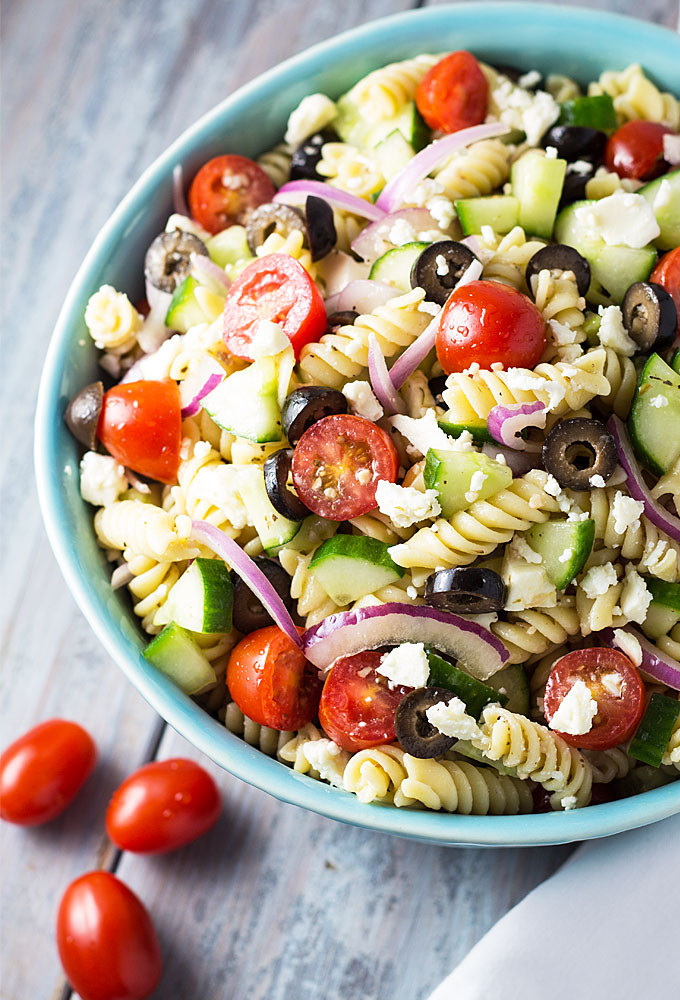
[36,3,680,846]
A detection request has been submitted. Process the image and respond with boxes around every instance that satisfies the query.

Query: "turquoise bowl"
[36,3,680,846]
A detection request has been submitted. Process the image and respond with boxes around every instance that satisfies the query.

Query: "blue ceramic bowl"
[36,3,680,846]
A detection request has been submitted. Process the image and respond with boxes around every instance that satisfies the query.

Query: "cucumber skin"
[166,275,206,333]
[628,353,680,476]
[185,558,234,634]
[438,419,492,443]
[526,518,595,590]
[424,449,512,518]
[510,151,566,240]
[369,242,428,293]
[143,623,216,695]
[309,535,403,604]
[309,535,402,575]
[455,195,519,236]
[629,693,680,768]
[672,350,680,376]
[484,664,530,716]
[642,576,680,612]
[637,169,680,251]
[557,95,617,131]
[426,650,507,717]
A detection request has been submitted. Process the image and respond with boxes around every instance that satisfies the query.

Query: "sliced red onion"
[191,521,301,648]
[173,164,190,217]
[318,250,370,298]
[111,564,134,590]
[388,315,439,391]
[337,279,396,315]
[125,470,151,494]
[460,234,484,257]
[608,415,680,543]
[180,361,225,417]
[351,207,441,264]
[191,253,230,291]
[481,442,538,477]
[274,180,385,221]
[368,334,406,415]
[600,627,680,691]
[487,401,547,452]
[376,122,510,213]
[302,602,508,679]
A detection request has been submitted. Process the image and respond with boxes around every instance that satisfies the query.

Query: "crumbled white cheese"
[611,491,644,535]
[597,305,637,357]
[558,547,574,564]
[418,300,441,316]
[435,254,449,276]
[378,643,430,689]
[249,319,290,358]
[544,474,563,498]
[487,78,559,145]
[649,395,669,408]
[388,218,417,247]
[79,452,128,507]
[406,585,418,600]
[502,547,557,611]
[566,159,593,176]
[503,368,566,410]
[573,191,660,249]
[426,697,483,740]
[662,132,680,166]
[580,561,619,599]
[545,145,558,159]
[561,795,578,811]
[601,664,626,694]
[192,464,252,530]
[653,179,673,211]
[509,535,542,564]
[342,380,383,421]
[549,679,598,736]
[390,410,458,458]
[426,195,455,230]
[465,469,487,504]
[375,480,441,528]
[284,93,336,145]
[518,69,542,89]
[301,739,348,787]
[620,567,652,624]
[589,474,606,488]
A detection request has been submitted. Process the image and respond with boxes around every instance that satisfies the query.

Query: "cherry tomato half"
[650,247,680,338]
[222,253,326,360]
[97,380,181,484]
[291,414,399,520]
[416,51,488,134]
[188,154,275,235]
[0,719,96,826]
[227,626,322,731]
[604,121,674,180]
[57,872,162,1000]
[436,279,546,374]
[544,647,645,751]
[318,650,410,752]
[106,759,221,854]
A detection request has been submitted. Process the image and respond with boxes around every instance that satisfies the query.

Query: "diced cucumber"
[206,226,251,268]
[143,622,216,695]
[640,577,680,640]
[202,358,282,443]
[373,130,415,181]
[628,353,680,475]
[423,449,512,517]
[558,94,618,131]
[642,576,680,612]
[629,693,680,768]
[636,169,680,251]
[335,96,429,151]
[281,515,337,552]
[369,241,428,292]
[438,416,492,443]
[426,649,507,717]
[166,275,209,333]
[672,350,680,376]
[483,664,530,716]
[510,150,566,240]
[455,195,519,236]
[525,517,595,590]
[237,466,301,552]
[156,558,233,633]
[308,535,403,605]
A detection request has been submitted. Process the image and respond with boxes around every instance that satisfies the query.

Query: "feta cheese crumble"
[549,679,598,735]
[558,547,574,564]
[589,474,606,488]
[465,469,487,504]
[301,739,349,788]
[611,491,644,535]
[284,93,336,145]
[580,561,619,599]
[80,452,128,507]
[601,667,626,695]
[662,132,680,166]
[342,380,384,421]
[249,320,290,358]
[375,480,441,528]
[573,191,660,249]
[597,305,637,357]
[390,410,462,458]
[649,395,669,408]
[378,643,430,689]
[620,567,652,624]
[426,697,483,740]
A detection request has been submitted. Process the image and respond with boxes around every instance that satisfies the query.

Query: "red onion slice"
[191,253,231,290]
[318,250,371,298]
[608,415,680,543]
[368,334,406,415]
[600,627,680,691]
[351,207,441,264]
[376,122,510,213]
[180,362,225,417]
[487,401,547,452]
[274,180,385,221]
[111,564,134,590]
[302,602,509,679]
[191,521,302,648]
[337,279,396,315]
[481,442,538,477]
[173,164,190,217]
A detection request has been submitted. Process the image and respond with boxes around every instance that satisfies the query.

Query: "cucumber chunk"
[637,169,680,251]
[426,649,507,716]
[369,241,429,292]
[206,226,251,268]
[455,195,519,236]
[558,95,618,131]
[309,535,403,605]
[335,97,429,151]
[157,558,233,633]
[282,515,337,552]
[202,358,282,443]
[483,664,530,716]
[438,417,492,443]
[642,576,680,612]
[238,466,301,553]
[629,693,680,768]
[143,623,216,695]
[510,150,566,240]
[166,275,211,333]
[525,517,595,589]
[640,577,680,640]
[672,350,680,376]
[628,353,680,475]
[373,130,415,181]
[424,449,512,518]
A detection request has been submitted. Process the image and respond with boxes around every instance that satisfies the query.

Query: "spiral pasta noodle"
[277,547,340,626]
[94,500,198,562]
[651,458,680,518]
[479,226,547,292]
[224,701,294,757]
[346,53,440,123]
[530,269,586,336]
[317,142,384,200]
[546,74,581,103]
[589,63,680,129]
[124,553,184,634]
[255,227,317,279]
[164,438,250,540]
[596,347,638,418]
[657,625,680,664]
[85,285,142,353]
[492,598,581,664]
[256,142,293,188]
[584,748,634,783]
[585,166,642,200]
[434,139,511,201]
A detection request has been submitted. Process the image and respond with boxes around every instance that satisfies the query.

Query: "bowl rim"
[35,2,680,847]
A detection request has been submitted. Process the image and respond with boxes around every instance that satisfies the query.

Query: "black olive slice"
[411,241,478,305]
[305,195,336,261]
[621,281,678,354]
[394,687,458,758]
[526,244,591,298]
[245,202,306,254]
[290,129,337,182]
[65,381,104,449]
[263,448,309,520]
[541,125,607,165]
[542,417,617,490]
[425,567,506,614]
[144,230,209,293]
[281,386,347,445]
[232,557,296,633]
[326,310,358,334]
[428,375,448,405]
[558,166,595,210]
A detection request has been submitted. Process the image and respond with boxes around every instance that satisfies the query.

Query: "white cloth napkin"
[428,814,680,1000]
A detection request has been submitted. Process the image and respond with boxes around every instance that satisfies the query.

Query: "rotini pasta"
[317,142,384,200]
[434,139,511,201]
[94,500,199,562]
[345,53,440,123]
[224,701,294,757]
[256,142,293,188]
[479,226,547,292]
[492,598,581,664]
[589,63,680,129]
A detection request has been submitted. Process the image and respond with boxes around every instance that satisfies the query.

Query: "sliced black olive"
[526,244,591,298]
[144,230,209,293]
[493,65,543,90]
[232,557,296,633]
[428,375,448,405]
[541,125,607,165]
[65,381,104,449]
[263,448,309,520]
[245,202,306,254]
[411,241,478,305]
[425,567,506,614]
[305,195,336,261]
[281,386,348,445]
[621,281,678,354]
[394,687,458,758]
[542,417,617,491]
[290,128,337,182]
[326,310,358,335]
[558,166,595,210]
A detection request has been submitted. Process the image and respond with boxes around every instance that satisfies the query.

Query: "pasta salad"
[66,51,680,815]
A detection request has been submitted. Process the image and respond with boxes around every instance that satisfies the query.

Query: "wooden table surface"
[1,1,677,998]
